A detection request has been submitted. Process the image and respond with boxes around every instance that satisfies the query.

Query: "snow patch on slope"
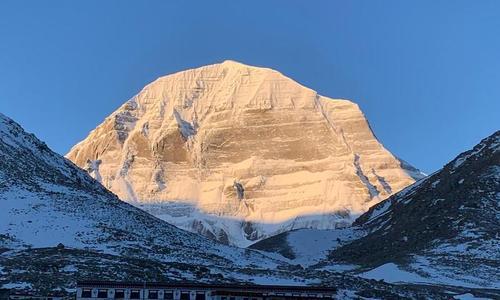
[86,159,102,183]
[285,228,363,267]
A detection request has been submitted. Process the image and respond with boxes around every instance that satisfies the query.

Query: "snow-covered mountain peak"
[219,59,257,68]
[67,62,424,246]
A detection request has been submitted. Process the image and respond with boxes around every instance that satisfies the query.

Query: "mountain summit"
[67,61,424,246]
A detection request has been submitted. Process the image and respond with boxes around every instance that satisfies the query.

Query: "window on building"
[97,290,108,298]
[130,290,141,299]
[164,292,173,300]
[221,297,227,300]
[81,289,92,298]
[195,293,205,300]
[115,290,125,299]
[180,292,190,300]
[148,290,158,299]
[230,297,235,300]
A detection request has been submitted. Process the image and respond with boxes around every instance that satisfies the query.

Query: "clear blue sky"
[0,1,499,173]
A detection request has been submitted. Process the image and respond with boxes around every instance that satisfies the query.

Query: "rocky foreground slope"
[67,60,423,246]
[0,113,456,299]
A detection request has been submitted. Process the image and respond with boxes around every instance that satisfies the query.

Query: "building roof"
[77,281,337,293]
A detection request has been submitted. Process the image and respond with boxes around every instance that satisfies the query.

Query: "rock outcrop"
[67,60,423,246]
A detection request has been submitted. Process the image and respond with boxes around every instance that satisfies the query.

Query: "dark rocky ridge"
[323,131,500,291]
[329,131,499,266]
[249,231,296,259]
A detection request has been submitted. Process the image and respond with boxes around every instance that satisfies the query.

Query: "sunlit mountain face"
[67,60,424,247]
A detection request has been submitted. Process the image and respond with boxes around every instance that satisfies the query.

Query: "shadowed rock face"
[67,60,424,246]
